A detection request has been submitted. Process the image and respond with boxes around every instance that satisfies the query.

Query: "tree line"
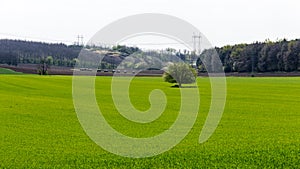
[0,38,300,73]
[0,39,140,69]
[0,39,82,66]
[198,39,300,73]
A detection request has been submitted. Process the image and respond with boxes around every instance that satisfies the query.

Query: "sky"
[0,0,299,49]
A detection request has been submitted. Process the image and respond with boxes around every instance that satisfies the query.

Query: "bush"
[163,62,197,87]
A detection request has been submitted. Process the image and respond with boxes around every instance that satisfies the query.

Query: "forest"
[0,39,82,66]
[213,39,300,72]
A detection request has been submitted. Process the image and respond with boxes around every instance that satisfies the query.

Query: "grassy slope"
[0,75,299,168]
[0,68,22,74]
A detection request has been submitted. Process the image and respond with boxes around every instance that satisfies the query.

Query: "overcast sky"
[0,0,299,48]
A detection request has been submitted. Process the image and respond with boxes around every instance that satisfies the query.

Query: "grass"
[0,68,22,74]
[0,75,299,168]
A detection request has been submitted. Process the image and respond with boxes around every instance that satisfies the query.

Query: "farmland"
[0,75,299,168]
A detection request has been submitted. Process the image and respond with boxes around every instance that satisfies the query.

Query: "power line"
[0,32,197,49]
[122,42,193,46]
[87,41,194,47]
[0,32,74,44]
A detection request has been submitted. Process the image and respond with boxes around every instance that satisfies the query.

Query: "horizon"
[0,36,298,50]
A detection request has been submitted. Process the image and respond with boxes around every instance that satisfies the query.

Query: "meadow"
[0,68,22,74]
[0,74,299,168]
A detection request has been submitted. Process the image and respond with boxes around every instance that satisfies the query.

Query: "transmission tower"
[190,33,201,67]
[77,35,84,46]
[192,32,201,55]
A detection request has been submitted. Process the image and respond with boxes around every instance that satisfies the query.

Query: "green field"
[0,68,22,74]
[0,75,299,168]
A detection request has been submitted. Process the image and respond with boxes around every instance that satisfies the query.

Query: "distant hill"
[0,39,139,69]
[0,39,82,66]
